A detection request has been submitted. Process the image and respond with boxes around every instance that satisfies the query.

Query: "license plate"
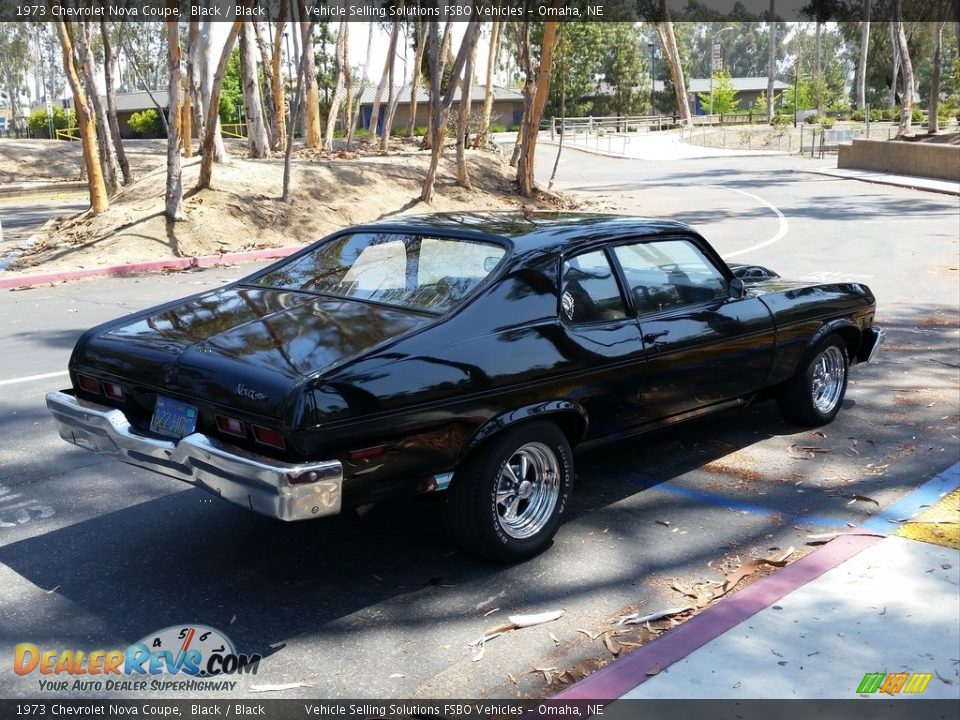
[150,396,198,439]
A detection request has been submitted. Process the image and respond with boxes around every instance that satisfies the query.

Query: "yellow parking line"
[896,489,960,549]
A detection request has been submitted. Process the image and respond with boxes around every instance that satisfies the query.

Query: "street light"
[648,42,656,116]
[709,26,734,116]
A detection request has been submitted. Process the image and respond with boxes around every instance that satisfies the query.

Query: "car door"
[556,248,647,440]
[611,237,776,424]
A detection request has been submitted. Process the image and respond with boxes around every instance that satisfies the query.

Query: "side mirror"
[728,277,746,299]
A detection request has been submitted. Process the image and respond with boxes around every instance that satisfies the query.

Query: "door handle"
[643,330,668,345]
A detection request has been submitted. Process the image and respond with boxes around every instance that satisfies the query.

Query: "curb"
[0,245,304,290]
[538,137,788,162]
[553,461,960,702]
[0,181,87,198]
[806,167,960,196]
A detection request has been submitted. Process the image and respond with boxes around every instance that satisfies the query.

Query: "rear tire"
[443,421,573,563]
[777,334,849,426]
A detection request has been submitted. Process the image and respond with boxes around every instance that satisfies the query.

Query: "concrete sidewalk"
[809,166,960,196]
[540,128,785,161]
[556,462,960,702]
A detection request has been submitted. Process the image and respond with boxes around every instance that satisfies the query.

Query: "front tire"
[444,421,574,563]
[777,334,849,426]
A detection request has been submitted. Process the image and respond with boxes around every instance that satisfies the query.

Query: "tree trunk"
[270,8,288,151]
[814,21,822,116]
[199,21,228,163]
[927,22,943,134]
[55,21,107,215]
[283,9,317,202]
[251,21,276,149]
[894,1,914,137]
[324,21,348,150]
[407,22,426,138]
[857,0,870,110]
[380,21,402,151]
[347,22,374,149]
[517,21,559,198]
[240,22,270,158]
[455,32,476,188]
[421,21,442,203]
[474,20,500,148]
[888,22,900,111]
[655,18,691,124]
[302,22,322,148]
[766,2,775,124]
[100,20,132,185]
[76,21,118,195]
[198,20,242,190]
[367,37,392,141]
[187,22,203,157]
[165,16,183,221]
[182,76,193,158]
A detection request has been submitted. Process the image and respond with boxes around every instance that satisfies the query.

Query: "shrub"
[489,123,506,133]
[850,110,865,122]
[771,113,791,126]
[128,109,163,138]
[869,108,884,122]
[804,114,819,124]
[911,107,924,122]
[27,107,75,135]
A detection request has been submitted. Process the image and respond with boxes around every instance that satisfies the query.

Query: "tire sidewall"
[481,422,574,561]
[800,335,849,423]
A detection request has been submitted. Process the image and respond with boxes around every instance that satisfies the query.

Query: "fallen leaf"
[44,586,60,594]
[549,632,560,645]
[229,614,236,625]
[646,665,662,676]
[269,641,285,649]
[248,682,313,693]
[878,607,887,616]
[602,631,621,656]
[656,520,670,527]
[508,610,565,628]
[622,607,691,625]
[844,494,880,506]
[807,651,820,657]
[507,673,518,684]
[576,628,601,640]
[942,563,953,570]
[935,670,953,685]
[483,607,500,617]
[771,649,784,658]
[388,673,405,679]
[721,557,788,594]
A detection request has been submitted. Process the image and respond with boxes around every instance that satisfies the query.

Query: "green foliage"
[546,23,607,118]
[27,107,75,135]
[128,109,163,138]
[771,113,791,126]
[489,123,506,133]
[598,24,646,117]
[219,48,243,124]
[698,70,740,115]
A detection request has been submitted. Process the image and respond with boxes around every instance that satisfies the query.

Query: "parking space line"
[0,370,69,387]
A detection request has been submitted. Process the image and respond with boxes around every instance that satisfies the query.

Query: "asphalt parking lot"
[0,151,957,699]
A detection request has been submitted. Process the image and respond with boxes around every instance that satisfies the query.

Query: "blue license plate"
[150,396,198,439]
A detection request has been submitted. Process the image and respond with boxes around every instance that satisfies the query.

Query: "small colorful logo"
[857,671,933,695]
[14,624,260,679]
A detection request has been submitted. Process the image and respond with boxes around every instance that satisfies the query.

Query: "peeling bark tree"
[186,22,203,157]
[857,0,870,111]
[165,16,184,220]
[474,20,500,148]
[380,20,403,150]
[325,21,348,150]
[455,30,476,188]
[516,20,559,198]
[655,16,690,124]
[407,22,427,138]
[347,22,374,149]
[367,24,396,143]
[928,22,944,134]
[198,20,242,190]
[55,20,108,215]
[270,9,288,151]
[76,21,118,195]
[100,20,132,185]
[282,6,317,203]
[200,21,228,163]
[240,22,270,157]
[302,22,322,148]
[421,20,482,203]
[766,1,775,124]
[894,0,915,137]
[251,21,277,149]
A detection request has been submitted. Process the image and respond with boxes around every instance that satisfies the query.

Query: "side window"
[613,240,728,315]
[561,250,627,324]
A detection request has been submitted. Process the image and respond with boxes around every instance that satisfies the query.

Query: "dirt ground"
[1,138,571,274]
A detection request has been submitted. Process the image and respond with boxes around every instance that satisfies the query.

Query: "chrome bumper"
[46,391,343,521]
[859,326,885,364]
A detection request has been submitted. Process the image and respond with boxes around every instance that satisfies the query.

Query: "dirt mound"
[8,146,565,274]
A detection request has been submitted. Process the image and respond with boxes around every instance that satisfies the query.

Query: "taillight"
[103,381,125,402]
[252,425,285,450]
[78,374,100,394]
[215,415,246,438]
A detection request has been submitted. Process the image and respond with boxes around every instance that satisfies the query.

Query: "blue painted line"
[616,471,849,529]
[861,461,960,533]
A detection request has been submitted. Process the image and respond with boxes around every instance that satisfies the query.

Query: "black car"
[47,213,883,561]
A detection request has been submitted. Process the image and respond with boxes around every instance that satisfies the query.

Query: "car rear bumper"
[859,326,885,364]
[45,390,343,521]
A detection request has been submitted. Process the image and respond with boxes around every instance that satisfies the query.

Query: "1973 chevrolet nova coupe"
[47,213,882,561]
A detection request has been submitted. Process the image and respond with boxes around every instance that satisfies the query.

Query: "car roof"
[349,212,702,257]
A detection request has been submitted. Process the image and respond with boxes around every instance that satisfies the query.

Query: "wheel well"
[831,326,862,362]
[549,411,588,448]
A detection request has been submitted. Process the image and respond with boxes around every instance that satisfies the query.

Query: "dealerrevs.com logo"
[14,625,261,692]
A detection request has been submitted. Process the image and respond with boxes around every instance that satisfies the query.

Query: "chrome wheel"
[811,346,846,414]
[495,442,560,540]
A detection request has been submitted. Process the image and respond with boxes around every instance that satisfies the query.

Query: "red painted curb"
[0,246,304,290]
[552,532,883,701]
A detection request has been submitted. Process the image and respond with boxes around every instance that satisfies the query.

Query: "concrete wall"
[838,138,960,182]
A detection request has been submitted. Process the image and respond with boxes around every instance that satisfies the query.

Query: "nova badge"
[236,384,268,402]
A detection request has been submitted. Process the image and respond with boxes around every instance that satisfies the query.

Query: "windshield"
[251,232,506,314]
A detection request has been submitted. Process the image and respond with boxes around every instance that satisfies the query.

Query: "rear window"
[252,233,506,314]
